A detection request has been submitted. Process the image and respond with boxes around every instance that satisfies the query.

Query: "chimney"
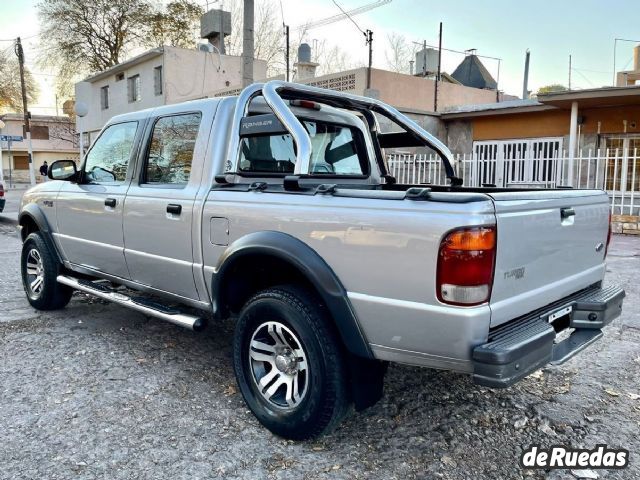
[294,43,319,80]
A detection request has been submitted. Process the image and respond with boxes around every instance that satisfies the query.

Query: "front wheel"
[233,286,350,440]
[21,232,73,310]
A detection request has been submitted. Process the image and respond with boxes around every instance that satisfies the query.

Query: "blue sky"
[1,0,639,113]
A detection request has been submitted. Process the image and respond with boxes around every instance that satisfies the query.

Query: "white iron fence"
[387,148,640,216]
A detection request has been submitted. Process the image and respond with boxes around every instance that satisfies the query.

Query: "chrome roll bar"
[225,80,458,182]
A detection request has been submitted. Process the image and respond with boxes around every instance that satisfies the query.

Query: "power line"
[0,33,40,42]
[331,0,366,36]
[571,66,613,74]
[572,68,596,88]
[411,40,501,62]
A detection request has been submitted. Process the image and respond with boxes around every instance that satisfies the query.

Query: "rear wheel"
[233,285,350,440]
[21,232,73,310]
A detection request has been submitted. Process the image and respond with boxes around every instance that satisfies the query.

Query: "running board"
[57,275,207,332]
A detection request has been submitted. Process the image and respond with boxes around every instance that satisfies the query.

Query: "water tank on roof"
[415,48,439,75]
[298,43,312,63]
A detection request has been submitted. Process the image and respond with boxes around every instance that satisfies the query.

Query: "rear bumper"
[0,198,5,212]
[473,284,625,388]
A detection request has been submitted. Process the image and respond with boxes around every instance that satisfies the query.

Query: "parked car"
[18,81,625,440]
[0,182,5,212]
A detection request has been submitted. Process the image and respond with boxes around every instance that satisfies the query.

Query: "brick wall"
[612,215,640,235]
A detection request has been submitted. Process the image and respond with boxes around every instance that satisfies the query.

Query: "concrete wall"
[369,68,513,112]
[163,46,267,104]
[445,120,473,155]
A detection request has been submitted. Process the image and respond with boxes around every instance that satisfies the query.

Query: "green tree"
[38,0,150,72]
[37,0,203,96]
[0,48,38,113]
[145,0,204,49]
[536,84,569,95]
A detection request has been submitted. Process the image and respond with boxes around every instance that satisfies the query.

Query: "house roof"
[83,47,164,83]
[441,99,552,119]
[0,113,74,123]
[537,85,640,108]
[451,55,497,90]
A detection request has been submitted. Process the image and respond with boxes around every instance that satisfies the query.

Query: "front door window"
[84,122,138,184]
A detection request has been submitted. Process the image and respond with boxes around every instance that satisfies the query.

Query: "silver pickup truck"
[19,81,625,439]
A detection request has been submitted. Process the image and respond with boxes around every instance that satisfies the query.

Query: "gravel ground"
[1,218,639,480]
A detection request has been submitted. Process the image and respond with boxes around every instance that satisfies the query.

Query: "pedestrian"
[39,161,48,182]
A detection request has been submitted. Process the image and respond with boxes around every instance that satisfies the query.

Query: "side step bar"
[57,275,207,332]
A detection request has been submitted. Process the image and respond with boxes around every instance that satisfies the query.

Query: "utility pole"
[15,37,36,185]
[365,29,373,89]
[285,25,290,82]
[522,49,530,100]
[434,22,442,112]
[0,119,4,184]
[568,54,572,90]
[219,2,226,54]
[242,0,254,87]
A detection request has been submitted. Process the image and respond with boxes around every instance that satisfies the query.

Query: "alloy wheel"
[248,321,309,410]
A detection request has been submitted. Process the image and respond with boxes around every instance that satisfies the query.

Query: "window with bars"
[100,85,109,110]
[154,66,163,96]
[127,75,141,103]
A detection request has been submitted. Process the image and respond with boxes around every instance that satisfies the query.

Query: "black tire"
[233,285,350,440]
[21,232,73,310]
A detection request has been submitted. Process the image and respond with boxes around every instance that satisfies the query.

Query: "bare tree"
[48,117,79,148]
[224,0,284,78]
[384,32,414,74]
[0,48,38,113]
[223,0,355,79]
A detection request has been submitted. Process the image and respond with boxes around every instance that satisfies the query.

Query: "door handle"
[561,207,575,219]
[104,198,117,208]
[166,204,182,215]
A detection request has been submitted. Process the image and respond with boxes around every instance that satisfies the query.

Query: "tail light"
[605,212,612,257]
[436,226,496,306]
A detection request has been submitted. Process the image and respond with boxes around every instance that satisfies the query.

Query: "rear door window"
[143,113,202,185]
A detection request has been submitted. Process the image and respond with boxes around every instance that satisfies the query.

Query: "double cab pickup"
[19,81,625,439]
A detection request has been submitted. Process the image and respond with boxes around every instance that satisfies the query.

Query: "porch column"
[567,101,578,186]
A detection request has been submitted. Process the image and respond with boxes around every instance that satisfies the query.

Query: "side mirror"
[49,160,78,181]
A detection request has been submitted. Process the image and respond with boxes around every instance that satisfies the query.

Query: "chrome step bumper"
[57,275,207,332]
[473,284,625,388]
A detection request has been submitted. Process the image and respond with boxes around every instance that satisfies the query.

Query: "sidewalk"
[0,184,29,225]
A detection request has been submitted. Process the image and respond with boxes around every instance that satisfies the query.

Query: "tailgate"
[488,190,610,327]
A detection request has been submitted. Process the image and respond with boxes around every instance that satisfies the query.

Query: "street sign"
[0,135,24,142]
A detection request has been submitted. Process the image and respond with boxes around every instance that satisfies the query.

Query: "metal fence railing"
[387,149,640,216]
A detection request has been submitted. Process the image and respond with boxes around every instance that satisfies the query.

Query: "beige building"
[75,45,268,142]
[616,45,640,87]
[0,114,79,184]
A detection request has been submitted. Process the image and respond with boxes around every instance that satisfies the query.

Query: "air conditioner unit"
[197,43,214,53]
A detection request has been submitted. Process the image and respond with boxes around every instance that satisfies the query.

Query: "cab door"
[56,121,141,278]
[123,111,206,300]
